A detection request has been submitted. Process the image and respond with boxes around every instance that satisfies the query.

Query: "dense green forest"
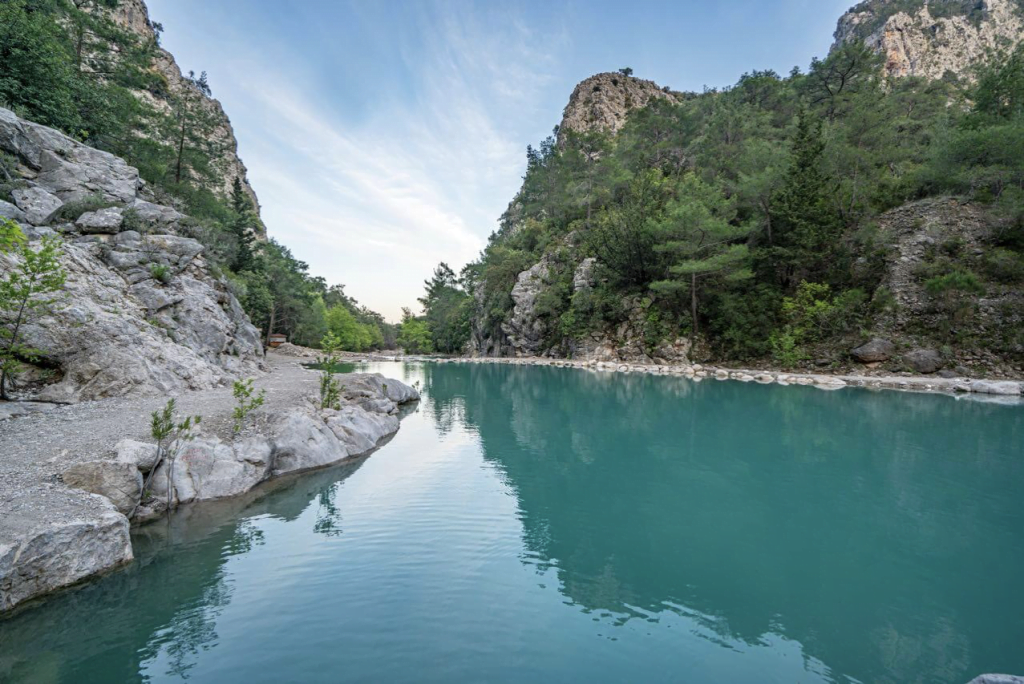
[0,0,395,350]
[410,40,1024,364]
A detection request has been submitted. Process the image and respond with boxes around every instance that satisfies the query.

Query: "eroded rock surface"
[833,0,1024,81]
[0,106,264,403]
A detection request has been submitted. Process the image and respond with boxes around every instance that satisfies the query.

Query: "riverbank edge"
[0,368,420,616]
[428,356,1024,398]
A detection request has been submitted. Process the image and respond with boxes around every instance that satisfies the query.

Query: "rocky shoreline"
[434,356,1024,399]
[0,353,419,615]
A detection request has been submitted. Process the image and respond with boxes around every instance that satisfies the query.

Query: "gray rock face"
[560,72,681,136]
[0,107,140,203]
[344,372,421,406]
[148,436,273,509]
[0,199,26,222]
[0,106,264,403]
[325,406,400,456]
[75,206,124,234]
[62,461,143,515]
[833,0,1024,82]
[573,258,597,292]
[903,348,943,374]
[851,338,896,363]
[967,676,1024,684]
[970,380,1023,396]
[0,492,133,613]
[129,199,184,228]
[502,252,566,356]
[270,408,349,475]
[11,186,62,225]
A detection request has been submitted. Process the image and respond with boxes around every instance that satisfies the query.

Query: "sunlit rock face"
[559,72,682,137]
[833,0,1024,81]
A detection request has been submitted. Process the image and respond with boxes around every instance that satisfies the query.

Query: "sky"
[147,0,853,322]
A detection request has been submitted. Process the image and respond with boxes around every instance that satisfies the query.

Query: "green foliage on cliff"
[0,0,396,350]
[464,41,1024,362]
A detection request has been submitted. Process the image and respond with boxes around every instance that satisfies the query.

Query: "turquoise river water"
[1,362,1022,683]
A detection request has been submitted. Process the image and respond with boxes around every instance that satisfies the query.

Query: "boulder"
[343,373,420,406]
[129,199,184,228]
[148,436,273,508]
[967,676,1024,684]
[11,186,62,225]
[851,338,895,363]
[62,460,143,515]
[325,406,400,455]
[0,199,26,222]
[75,206,124,234]
[271,409,348,476]
[0,492,132,613]
[114,439,160,472]
[970,380,1023,396]
[903,348,943,374]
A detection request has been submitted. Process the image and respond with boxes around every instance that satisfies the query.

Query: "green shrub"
[769,329,806,368]
[120,207,146,234]
[149,263,171,284]
[49,193,118,223]
[232,378,266,434]
[981,247,1024,283]
[924,269,985,337]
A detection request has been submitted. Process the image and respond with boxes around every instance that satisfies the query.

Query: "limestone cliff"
[833,0,1024,80]
[107,0,263,230]
[559,72,683,137]
[0,106,264,402]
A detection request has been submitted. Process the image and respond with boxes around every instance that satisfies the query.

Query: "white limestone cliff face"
[833,0,1024,81]
[106,0,263,229]
[0,106,264,403]
[559,72,682,137]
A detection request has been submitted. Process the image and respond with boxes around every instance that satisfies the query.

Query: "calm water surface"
[1,362,1022,683]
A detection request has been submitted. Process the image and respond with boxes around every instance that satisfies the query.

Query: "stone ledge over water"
[0,370,419,615]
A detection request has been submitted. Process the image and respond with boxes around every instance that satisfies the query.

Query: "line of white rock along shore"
[422,356,1024,398]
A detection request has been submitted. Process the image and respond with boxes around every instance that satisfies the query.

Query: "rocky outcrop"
[560,72,682,137]
[873,198,1023,370]
[833,0,1024,81]
[0,106,263,402]
[87,374,419,519]
[105,0,262,225]
[502,252,561,355]
[1,373,419,613]
[0,492,133,613]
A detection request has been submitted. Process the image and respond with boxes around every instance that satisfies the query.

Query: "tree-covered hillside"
[0,0,394,350]
[412,41,1024,372]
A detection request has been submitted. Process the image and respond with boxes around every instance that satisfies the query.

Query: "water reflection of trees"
[422,363,1024,684]
[0,461,365,684]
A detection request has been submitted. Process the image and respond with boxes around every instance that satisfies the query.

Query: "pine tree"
[759,110,841,290]
[229,177,256,271]
[651,174,753,336]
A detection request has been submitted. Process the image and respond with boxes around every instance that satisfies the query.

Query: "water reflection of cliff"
[422,364,1024,684]
[0,461,365,684]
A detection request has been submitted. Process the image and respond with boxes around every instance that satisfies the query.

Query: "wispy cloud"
[214,2,567,320]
